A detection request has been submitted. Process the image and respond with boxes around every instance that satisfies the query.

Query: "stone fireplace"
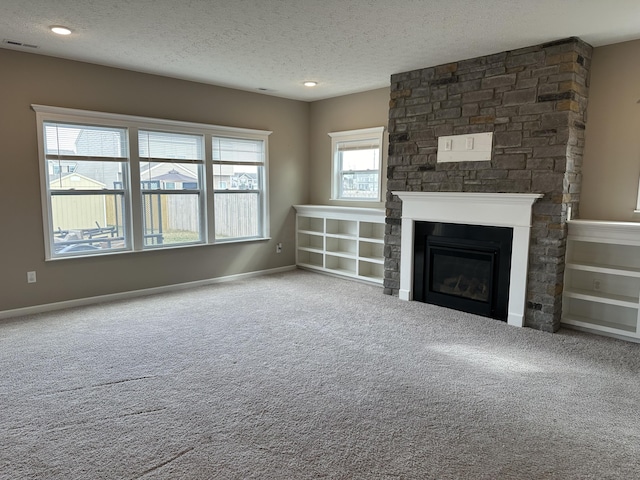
[384,38,592,332]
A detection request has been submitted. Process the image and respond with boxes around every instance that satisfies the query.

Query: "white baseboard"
[0,265,296,321]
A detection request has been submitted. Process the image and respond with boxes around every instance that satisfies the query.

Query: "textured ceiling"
[2,0,640,101]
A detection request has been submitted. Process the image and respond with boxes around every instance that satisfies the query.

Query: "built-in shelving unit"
[562,219,640,341]
[294,205,385,285]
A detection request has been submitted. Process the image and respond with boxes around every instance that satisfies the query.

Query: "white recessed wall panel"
[437,132,493,162]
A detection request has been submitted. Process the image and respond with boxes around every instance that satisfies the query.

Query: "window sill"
[213,236,271,244]
[330,197,381,203]
[46,236,271,261]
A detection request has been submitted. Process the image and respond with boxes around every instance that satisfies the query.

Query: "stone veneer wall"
[384,37,592,332]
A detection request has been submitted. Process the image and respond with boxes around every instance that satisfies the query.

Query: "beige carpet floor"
[1,270,639,479]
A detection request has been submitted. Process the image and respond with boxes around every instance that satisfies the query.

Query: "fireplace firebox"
[413,222,513,320]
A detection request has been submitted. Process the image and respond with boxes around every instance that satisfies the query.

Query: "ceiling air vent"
[3,39,38,49]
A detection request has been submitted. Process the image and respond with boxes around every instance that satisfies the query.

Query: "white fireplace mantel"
[393,191,543,327]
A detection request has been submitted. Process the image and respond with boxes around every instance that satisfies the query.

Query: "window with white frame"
[212,137,265,240]
[329,126,384,201]
[43,122,130,256]
[138,130,204,248]
[33,105,271,259]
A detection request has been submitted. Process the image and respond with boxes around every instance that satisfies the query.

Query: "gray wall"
[581,38,640,221]
[0,49,309,312]
[308,88,390,208]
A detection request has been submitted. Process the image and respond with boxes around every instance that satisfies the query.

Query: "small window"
[329,127,384,201]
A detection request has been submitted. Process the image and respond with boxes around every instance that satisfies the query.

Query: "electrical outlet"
[276,243,282,254]
[593,279,601,291]
[27,271,37,283]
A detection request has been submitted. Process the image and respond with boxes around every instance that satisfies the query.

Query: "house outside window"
[329,126,384,201]
[33,105,271,259]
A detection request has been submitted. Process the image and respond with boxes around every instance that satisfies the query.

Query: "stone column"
[384,37,592,332]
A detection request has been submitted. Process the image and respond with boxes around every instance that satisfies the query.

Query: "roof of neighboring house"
[49,172,106,189]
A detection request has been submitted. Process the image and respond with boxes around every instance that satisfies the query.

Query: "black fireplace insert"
[413,222,513,320]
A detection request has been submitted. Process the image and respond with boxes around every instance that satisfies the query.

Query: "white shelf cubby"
[294,205,385,285]
[561,219,640,341]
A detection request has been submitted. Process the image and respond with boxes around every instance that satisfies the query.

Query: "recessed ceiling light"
[50,26,72,35]
[303,81,318,87]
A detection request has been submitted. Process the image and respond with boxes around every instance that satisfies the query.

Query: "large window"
[34,105,271,259]
[329,127,384,201]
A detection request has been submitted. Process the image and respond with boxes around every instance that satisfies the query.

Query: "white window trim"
[328,126,384,202]
[32,104,272,260]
